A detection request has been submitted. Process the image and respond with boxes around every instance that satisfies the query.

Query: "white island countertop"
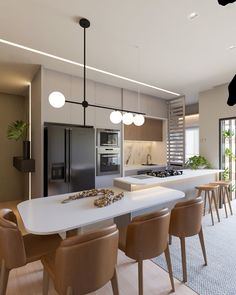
[17,186,185,235]
[114,169,222,191]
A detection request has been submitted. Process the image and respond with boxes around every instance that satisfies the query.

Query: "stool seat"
[195,184,219,191]
[210,180,231,187]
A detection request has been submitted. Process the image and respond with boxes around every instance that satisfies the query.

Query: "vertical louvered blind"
[167,97,185,167]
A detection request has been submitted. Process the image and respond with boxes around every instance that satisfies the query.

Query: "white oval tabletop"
[17,186,185,235]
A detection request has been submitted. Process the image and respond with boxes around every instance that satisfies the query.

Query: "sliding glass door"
[219,117,236,198]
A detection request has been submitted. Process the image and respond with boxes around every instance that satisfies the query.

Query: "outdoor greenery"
[7,120,29,141]
[185,155,211,170]
[223,129,235,139]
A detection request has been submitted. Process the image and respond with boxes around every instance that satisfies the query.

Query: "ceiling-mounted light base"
[79,18,90,28]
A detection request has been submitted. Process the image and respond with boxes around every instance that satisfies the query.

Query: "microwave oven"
[97,129,120,147]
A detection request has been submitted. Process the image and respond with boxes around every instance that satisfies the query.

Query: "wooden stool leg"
[203,191,207,216]
[198,227,207,266]
[138,260,143,295]
[222,187,228,218]
[111,268,119,295]
[164,245,175,292]
[225,187,233,215]
[43,268,50,295]
[0,260,9,295]
[207,191,214,226]
[212,190,220,222]
[180,237,187,283]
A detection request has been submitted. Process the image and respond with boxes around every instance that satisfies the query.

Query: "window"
[185,127,199,160]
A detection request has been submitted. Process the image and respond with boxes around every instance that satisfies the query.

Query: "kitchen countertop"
[114,169,222,191]
[17,186,185,235]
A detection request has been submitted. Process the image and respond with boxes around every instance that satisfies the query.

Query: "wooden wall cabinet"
[124,118,163,141]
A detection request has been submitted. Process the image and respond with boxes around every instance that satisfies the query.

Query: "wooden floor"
[1,200,197,295]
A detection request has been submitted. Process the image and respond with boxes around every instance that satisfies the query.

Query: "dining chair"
[0,208,62,295]
[41,224,119,295]
[118,208,174,295]
[169,197,207,282]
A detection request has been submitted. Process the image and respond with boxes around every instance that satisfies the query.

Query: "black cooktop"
[147,169,183,178]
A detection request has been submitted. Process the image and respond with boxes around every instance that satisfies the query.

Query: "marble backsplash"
[124,140,167,165]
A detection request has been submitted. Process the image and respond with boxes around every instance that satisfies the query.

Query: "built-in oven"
[97,129,120,147]
[96,147,120,176]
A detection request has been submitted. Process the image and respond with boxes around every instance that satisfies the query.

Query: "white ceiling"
[0,0,236,104]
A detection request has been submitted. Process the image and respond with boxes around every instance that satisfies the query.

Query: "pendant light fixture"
[48,18,145,127]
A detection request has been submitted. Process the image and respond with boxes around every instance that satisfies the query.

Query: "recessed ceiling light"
[0,38,180,97]
[188,12,199,20]
[228,45,236,50]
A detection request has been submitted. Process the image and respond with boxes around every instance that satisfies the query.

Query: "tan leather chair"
[169,197,207,283]
[0,208,62,295]
[41,224,119,295]
[119,209,174,295]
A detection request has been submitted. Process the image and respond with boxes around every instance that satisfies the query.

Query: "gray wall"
[199,83,236,168]
[0,92,26,201]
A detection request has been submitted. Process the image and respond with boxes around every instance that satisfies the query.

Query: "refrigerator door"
[44,125,70,196]
[69,127,95,192]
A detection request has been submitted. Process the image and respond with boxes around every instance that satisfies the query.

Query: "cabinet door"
[124,118,163,141]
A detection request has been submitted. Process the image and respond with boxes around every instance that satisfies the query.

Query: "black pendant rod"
[79,18,90,126]
[65,100,146,115]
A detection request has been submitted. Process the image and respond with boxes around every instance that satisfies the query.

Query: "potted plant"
[185,155,211,170]
[7,120,30,159]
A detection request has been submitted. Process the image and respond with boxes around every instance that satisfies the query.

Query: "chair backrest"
[0,209,26,269]
[125,208,170,260]
[169,197,203,238]
[54,224,119,295]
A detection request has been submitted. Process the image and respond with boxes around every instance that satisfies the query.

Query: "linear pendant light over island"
[48,18,145,126]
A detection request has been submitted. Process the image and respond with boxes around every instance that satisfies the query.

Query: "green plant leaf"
[7,120,29,141]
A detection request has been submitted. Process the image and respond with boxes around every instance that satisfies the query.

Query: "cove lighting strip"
[0,38,181,97]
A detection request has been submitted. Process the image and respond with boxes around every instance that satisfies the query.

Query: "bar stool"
[195,184,220,225]
[210,180,233,218]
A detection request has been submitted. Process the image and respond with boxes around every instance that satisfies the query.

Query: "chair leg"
[212,190,220,222]
[207,191,214,225]
[222,188,228,218]
[66,287,73,295]
[169,234,172,245]
[225,187,233,215]
[164,245,175,292]
[180,237,187,283]
[138,260,143,295]
[203,191,207,216]
[111,268,119,295]
[0,260,9,295]
[198,228,207,266]
[43,268,50,295]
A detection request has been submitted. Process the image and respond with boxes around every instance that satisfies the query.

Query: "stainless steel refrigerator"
[44,123,95,196]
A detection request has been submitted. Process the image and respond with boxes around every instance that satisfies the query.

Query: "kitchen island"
[114,169,222,198]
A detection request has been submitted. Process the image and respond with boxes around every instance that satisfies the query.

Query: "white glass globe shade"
[133,114,145,126]
[48,91,66,108]
[110,111,122,124]
[122,113,134,125]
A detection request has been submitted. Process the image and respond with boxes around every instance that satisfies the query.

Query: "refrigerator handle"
[64,129,69,183]
[68,128,72,182]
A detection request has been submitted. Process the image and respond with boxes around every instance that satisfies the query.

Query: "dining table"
[17,186,185,235]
